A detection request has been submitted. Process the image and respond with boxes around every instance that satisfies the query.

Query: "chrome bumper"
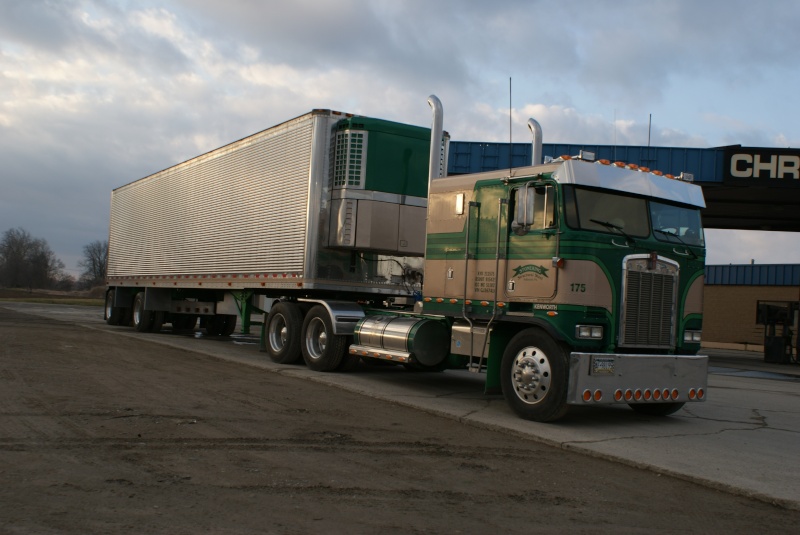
[567,353,708,405]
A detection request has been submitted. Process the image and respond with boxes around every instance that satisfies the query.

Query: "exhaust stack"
[528,118,543,166]
[428,95,445,183]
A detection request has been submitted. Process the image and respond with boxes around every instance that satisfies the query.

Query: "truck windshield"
[564,187,649,237]
[564,186,705,247]
[650,201,704,247]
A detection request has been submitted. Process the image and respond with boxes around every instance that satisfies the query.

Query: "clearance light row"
[558,154,695,182]
[581,387,706,403]
[423,297,507,308]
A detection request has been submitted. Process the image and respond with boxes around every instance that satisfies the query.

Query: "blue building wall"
[447,141,727,184]
[705,264,800,286]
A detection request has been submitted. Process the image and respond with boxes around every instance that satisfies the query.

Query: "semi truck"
[105,96,708,422]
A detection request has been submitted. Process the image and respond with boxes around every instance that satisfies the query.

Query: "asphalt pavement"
[3,301,799,510]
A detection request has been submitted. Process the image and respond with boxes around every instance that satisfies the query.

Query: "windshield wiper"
[590,218,636,247]
[653,229,698,259]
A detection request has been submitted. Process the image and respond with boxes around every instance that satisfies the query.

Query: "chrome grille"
[619,256,678,349]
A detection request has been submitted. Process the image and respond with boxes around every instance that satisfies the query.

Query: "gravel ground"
[1,306,798,534]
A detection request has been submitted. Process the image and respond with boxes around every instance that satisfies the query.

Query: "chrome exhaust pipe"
[428,95,444,182]
[528,118,542,165]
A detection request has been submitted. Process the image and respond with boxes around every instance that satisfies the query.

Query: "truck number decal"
[570,283,586,293]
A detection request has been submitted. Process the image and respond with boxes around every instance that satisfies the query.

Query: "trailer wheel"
[301,305,347,372]
[104,289,122,325]
[500,328,569,422]
[132,292,154,333]
[628,402,685,416]
[265,302,302,364]
[151,311,165,333]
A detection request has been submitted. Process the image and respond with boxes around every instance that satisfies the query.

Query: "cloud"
[1,0,799,273]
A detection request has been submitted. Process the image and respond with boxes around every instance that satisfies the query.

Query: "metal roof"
[705,264,800,286]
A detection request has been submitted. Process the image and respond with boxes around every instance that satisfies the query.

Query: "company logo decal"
[512,264,549,278]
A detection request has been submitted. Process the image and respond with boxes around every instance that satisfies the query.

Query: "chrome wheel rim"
[305,317,327,360]
[510,346,552,405]
[268,314,288,352]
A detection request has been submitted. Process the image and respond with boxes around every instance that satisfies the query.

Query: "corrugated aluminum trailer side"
[108,111,333,288]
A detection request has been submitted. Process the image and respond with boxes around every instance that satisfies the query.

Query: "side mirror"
[512,185,535,235]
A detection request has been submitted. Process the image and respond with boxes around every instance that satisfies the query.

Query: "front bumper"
[567,352,708,405]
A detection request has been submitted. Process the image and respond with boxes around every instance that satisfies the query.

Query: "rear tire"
[265,302,303,364]
[301,305,347,372]
[132,292,154,333]
[104,290,122,326]
[500,328,570,422]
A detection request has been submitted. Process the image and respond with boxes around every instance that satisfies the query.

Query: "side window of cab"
[511,184,555,235]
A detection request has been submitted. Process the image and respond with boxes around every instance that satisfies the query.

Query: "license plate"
[591,356,616,375]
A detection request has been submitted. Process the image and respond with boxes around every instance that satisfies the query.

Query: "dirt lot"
[1,306,798,534]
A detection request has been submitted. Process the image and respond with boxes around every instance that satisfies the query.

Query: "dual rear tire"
[264,302,356,371]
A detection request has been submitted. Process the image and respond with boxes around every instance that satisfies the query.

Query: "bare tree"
[0,227,67,290]
[78,240,108,288]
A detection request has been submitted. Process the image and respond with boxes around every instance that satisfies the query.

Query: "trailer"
[105,96,708,421]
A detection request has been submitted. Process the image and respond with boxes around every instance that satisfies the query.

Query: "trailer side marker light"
[614,390,623,401]
[697,388,705,400]
[654,389,662,400]
[624,389,633,401]
[634,389,643,401]
[593,390,603,401]
[583,390,592,402]
[688,388,696,400]
[644,389,652,400]
[671,389,679,400]
[663,388,671,400]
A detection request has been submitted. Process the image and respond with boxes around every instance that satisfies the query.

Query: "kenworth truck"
[105,96,708,422]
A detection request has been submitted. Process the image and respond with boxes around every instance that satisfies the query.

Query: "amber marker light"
[593,390,603,402]
[688,388,696,399]
[624,389,633,401]
[583,390,592,402]
[614,390,623,401]
[671,389,680,400]
[697,388,705,400]
[634,389,643,401]
[644,389,652,400]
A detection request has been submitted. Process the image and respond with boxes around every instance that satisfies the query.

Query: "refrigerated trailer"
[105,96,708,422]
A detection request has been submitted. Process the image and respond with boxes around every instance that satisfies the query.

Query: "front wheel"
[301,305,347,372]
[500,328,570,422]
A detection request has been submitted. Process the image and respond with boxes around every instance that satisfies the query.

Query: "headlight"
[576,325,604,340]
[683,330,702,343]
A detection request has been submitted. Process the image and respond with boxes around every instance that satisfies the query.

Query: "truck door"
[505,183,558,300]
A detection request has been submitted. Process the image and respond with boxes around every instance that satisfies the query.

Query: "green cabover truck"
[105,96,708,422]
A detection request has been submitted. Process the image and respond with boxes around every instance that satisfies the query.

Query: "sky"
[2,0,800,278]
